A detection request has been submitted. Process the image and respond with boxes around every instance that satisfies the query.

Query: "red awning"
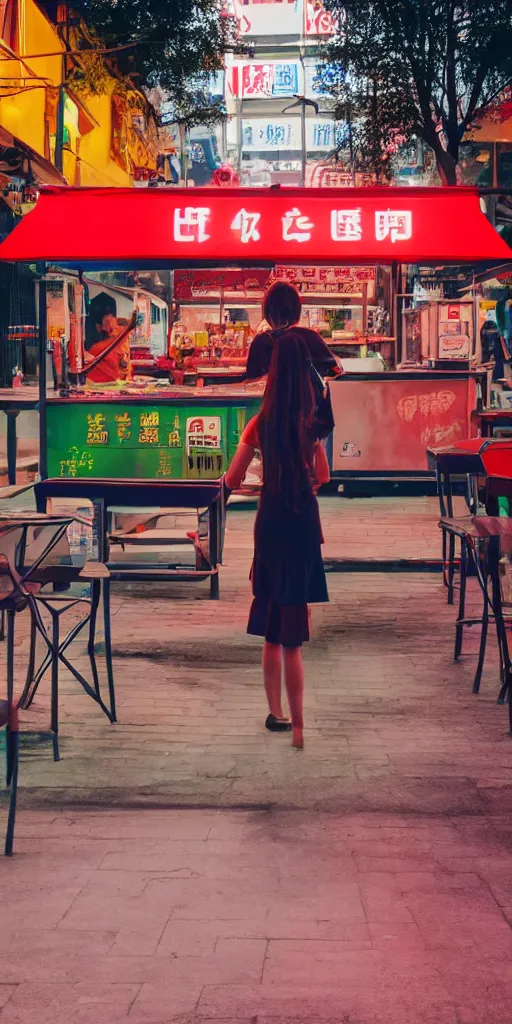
[0,185,509,266]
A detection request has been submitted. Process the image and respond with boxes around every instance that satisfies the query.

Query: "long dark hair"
[258,331,315,509]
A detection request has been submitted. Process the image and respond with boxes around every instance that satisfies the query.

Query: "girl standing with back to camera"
[224,331,329,748]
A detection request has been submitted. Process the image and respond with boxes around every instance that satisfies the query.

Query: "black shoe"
[265,714,292,733]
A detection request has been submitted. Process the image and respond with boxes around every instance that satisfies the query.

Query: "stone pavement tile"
[396,871,485,894]
[0,954,173,986]
[168,939,266,987]
[127,983,202,1021]
[11,837,118,867]
[0,929,115,956]
[197,982,458,1024]
[83,811,216,841]
[1,887,82,930]
[0,982,141,1024]
[368,920,426,948]
[358,873,413,922]
[109,927,169,957]
[433,952,512,1024]
[0,987,16,1010]
[57,887,175,933]
[157,918,268,956]
[407,890,512,952]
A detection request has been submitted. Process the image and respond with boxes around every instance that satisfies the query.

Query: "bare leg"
[283,646,304,747]
[262,641,286,719]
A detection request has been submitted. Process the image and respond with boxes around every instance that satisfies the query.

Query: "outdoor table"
[0,386,40,485]
[471,407,512,438]
[427,438,512,516]
[0,510,114,761]
[35,476,225,595]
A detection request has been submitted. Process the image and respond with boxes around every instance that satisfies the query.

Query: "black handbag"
[309,363,335,439]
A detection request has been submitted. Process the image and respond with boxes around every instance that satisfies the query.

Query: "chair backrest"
[20,522,72,573]
[0,525,28,606]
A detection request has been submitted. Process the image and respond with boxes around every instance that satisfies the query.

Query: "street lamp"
[282,94,319,188]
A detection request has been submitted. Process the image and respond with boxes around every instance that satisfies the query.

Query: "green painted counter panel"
[46,397,261,480]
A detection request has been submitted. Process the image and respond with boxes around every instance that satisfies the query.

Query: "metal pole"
[301,98,306,187]
[37,266,48,480]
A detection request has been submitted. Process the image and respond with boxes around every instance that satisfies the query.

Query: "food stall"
[0,185,509,487]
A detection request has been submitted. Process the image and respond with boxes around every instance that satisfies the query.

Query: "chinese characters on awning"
[173,206,413,245]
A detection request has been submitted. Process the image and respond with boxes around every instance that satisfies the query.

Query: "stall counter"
[46,386,262,481]
[329,369,486,478]
[45,369,486,486]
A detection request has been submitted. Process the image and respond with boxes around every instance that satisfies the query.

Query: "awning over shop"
[0,127,67,187]
[0,185,510,267]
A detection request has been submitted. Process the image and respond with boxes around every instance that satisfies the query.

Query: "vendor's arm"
[224,416,258,491]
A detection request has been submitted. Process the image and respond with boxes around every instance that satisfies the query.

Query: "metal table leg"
[6,410,19,486]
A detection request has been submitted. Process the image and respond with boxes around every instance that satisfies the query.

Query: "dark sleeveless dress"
[245,418,329,647]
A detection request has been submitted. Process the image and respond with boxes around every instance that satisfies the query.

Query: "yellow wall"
[0,0,154,186]
[75,93,132,187]
[0,0,63,155]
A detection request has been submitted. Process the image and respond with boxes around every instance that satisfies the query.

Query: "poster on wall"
[241,61,300,98]
[305,0,338,35]
[233,0,302,36]
[241,118,343,152]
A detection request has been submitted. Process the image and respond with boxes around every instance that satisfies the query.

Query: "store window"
[150,303,161,325]
[498,144,512,187]
[458,142,493,186]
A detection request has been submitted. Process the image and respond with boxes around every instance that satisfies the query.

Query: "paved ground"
[2,496,512,1023]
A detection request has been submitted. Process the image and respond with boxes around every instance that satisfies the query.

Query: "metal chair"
[428,440,512,603]
[439,514,512,722]
[0,523,33,855]
[15,517,114,761]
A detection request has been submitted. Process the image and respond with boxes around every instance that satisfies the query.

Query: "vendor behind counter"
[87,313,133,384]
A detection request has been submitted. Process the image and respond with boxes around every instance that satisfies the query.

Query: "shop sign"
[241,62,299,98]
[174,265,374,301]
[174,269,271,299]
[241,118,345,152]
[232,0,302,36]
[272,265,374,286]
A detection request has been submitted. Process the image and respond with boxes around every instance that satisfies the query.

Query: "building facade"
[223,0,347,186]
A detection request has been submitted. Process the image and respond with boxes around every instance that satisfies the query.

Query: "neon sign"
[175,205,414,247]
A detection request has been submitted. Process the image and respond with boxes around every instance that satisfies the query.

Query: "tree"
[319,1,512,184]
[64,0,228,126]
